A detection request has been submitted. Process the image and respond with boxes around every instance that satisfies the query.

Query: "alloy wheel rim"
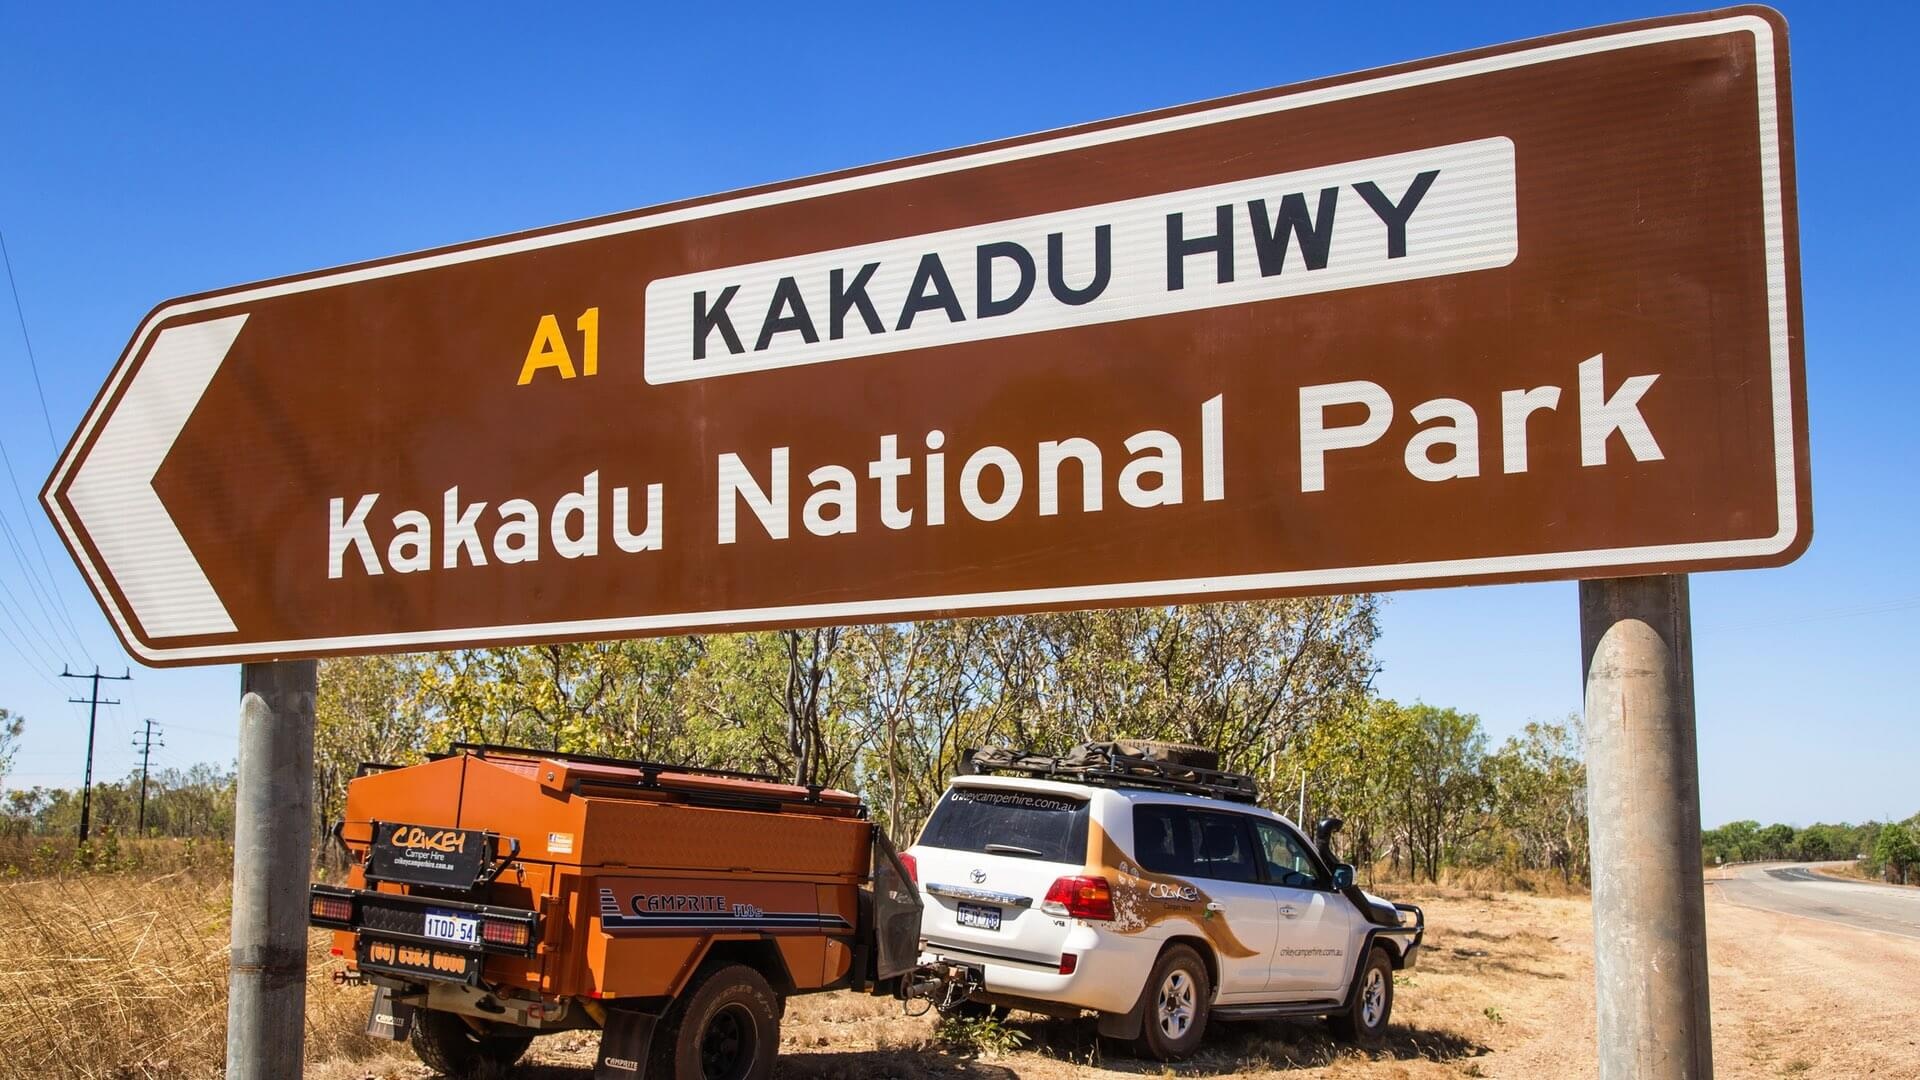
[1361,967,1386,1027]
[1156,969,1196,1039]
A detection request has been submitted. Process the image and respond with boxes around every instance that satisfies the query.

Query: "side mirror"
[1332,864,1356,891]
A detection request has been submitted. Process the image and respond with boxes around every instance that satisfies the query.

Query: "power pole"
[62,666,131,843]
[132,719,163,834]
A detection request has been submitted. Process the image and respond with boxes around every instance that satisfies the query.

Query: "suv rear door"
[1131,804,1279,999]
[910,785,1090,965]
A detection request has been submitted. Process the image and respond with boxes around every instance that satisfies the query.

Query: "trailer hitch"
[903,960,985,1017]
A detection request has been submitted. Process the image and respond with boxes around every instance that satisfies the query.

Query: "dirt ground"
[304,884,1920,1080]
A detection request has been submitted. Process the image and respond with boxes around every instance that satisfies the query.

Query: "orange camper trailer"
[309,744,922,1079]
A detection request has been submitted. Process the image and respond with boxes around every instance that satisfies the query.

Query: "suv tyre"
[408,1010,534,1077]
[1330,945,1394,1045]
[649,964,781,1080]
[1130,944,1211,1060]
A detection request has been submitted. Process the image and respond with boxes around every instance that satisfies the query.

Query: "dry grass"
[1805,859,1919,888]
[9,871,1918,1079]
[1358,865,1588,899]
[0,868,388,1080]
[0,837,235,880]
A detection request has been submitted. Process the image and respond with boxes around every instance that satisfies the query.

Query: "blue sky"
[0,2,1911,827]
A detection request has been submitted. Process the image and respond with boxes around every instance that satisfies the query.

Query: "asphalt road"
[1711,862,1920,939]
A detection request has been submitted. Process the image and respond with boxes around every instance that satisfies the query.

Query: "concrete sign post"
[1582,577,1713,1079]
[225,661,315,1080]
[41,9,1801,1077]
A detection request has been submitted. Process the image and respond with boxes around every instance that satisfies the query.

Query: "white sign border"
[45,13,1798,664]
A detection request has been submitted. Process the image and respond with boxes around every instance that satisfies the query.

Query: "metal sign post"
[225,660,316,1080]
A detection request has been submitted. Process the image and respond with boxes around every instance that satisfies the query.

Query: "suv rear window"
[918,787,1091,863]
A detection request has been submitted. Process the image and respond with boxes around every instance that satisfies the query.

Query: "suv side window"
[1253,818,1330,890]
[1132,805,1259,884]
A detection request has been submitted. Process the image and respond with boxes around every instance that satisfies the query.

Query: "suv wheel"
[1130,944,1210,1060]
[1330,945,1394,1045]
[649,964,781,1080]
[408,1009,534,1077]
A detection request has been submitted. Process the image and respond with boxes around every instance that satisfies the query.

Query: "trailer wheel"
[408,1009,534,1077]
[651,964,780,1080]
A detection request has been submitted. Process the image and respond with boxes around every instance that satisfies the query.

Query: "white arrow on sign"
[61,314,247,641]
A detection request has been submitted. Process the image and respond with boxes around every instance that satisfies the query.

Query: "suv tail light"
[1041,876,1114,921]
[898,852,918,884]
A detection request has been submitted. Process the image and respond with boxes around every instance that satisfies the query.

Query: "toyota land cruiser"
[902,742,1422,1059]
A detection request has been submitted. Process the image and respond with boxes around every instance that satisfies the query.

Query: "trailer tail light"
[898,852,918,884]
[310,894,353,924]
[1041,876,1114,921]
[482,918,532,948]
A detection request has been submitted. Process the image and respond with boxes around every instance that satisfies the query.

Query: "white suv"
[902,750,1422,1059]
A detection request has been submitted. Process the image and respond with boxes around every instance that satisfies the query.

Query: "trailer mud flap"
[364,985,415,1041]
[870,827,924,981]
[595,1007,659,1079]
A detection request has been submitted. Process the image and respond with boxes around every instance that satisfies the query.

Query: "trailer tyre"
[408,1009,534,1077]
[651,964,781,1080]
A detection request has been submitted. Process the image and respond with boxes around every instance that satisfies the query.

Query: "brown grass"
[0,867,390,1080]
[1806,859,1919,888]
[1358,865,1588,899]
[9,871,1917,1079]
[0,837,235,880]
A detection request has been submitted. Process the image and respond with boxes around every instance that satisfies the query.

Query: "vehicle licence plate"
[423,911,480,945]
[956,901,1002,931]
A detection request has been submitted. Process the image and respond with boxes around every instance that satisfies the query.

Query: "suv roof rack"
[962,743,1260,803]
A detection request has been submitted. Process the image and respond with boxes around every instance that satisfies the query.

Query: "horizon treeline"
[3,603,1912,888]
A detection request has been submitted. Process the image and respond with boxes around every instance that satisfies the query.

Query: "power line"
[160,719,239,741]
[0,505,67,654]
[0,614,60,691]
[0,468,86,665]
[0,577,62,673]
[0,228,59,452]
[0,437,92,664]
[0,225,96,665]
[1706,596,1920,634]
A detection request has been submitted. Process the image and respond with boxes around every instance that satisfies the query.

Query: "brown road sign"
[44,8,1807,666]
